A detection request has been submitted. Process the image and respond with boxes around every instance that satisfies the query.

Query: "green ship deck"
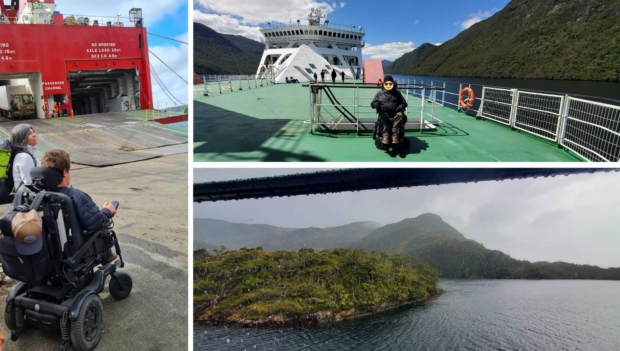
[194,82,582,162]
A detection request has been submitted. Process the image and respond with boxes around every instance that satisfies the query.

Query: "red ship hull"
[0,19,153,117]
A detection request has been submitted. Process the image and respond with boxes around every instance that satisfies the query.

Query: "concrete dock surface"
[0,151,189,351]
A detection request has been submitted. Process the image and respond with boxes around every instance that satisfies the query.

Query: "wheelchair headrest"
[30,167,63,190]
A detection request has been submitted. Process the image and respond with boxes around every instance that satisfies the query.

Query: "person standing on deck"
[340,71,345,83]
[331,69,337,84]
[320,70,325,83]
[314,72,318,83]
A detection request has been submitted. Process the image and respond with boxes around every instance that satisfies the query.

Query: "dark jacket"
[52,187,112,232]
[331,70,337,78]
[371,88,407,115]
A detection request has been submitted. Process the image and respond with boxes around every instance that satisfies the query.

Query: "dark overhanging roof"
[194,168,617,202]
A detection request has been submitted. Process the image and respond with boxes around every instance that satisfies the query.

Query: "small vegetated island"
[194,247,442,327]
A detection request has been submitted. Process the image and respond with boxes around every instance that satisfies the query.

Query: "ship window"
[346,34,349,39]
[139,34,143,49]
[319,30,322,35]
[309,64,317,69]
[325,65,331,70]
[305,68,313,74]
[295,30,299,35]
[337,33,341,38]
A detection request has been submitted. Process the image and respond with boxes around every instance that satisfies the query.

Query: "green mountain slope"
[194,218,380,251]
[193,23,264,75]
[394,0,620,80]
[384,43,438,74]
[352,214,620,279]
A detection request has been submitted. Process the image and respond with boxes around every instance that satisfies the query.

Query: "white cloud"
[457,8,500,29]
[414,19,419,25]
[193,11,263,41]
[340,2,346,8]
[149,36,189,106]
[195,0,338,25]
[363,42,414,61]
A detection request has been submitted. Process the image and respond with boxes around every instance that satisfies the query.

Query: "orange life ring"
[124,101,130,107]
[459,87,475,108]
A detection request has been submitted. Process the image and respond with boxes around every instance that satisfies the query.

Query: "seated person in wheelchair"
[40,149,118,262]
[370,75,407,144]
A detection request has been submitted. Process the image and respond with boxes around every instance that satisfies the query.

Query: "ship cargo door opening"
[0,72,43,120]
[69,69,139,116]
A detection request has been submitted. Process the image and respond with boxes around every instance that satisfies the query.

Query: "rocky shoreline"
[196,288,446,328]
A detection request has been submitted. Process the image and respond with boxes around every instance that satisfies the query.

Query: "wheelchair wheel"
[109,272,133,300]
[4,300,17,330]
[70,294,103,351]
[395,138,411,150]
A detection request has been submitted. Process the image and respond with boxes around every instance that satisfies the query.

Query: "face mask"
[383,82,394,91]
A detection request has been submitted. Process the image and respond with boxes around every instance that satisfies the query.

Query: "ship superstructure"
[255,8,364,83]
[0,0,153,118]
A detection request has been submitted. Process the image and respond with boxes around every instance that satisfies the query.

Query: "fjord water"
[392,74,620,103]
[195,279,620,351]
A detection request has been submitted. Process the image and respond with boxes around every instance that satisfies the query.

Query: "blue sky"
[194,0,511,61]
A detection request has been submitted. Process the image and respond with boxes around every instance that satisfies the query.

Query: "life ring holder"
[459,87,475,109]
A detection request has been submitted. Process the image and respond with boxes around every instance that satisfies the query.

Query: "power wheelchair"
[0,167,132,351]
[372,111,411,151]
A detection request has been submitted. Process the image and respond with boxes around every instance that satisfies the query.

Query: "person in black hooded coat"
[370,75,407,144]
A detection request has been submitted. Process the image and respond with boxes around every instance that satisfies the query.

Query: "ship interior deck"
[0,112,187,166]
[193,82,582,162]
[69,68,139,116]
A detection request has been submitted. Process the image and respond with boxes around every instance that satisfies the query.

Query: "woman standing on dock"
[10,124,41,194]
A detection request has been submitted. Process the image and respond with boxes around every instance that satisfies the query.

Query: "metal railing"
[474,86,620,161]
[261,21,365,33]
[303,76,620,161]
[200,75,273,96]
[303,83,444,134]
[3,13,141,27]
[560,97,620,162]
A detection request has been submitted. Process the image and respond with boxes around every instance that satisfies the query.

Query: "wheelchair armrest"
[64,229,101,268]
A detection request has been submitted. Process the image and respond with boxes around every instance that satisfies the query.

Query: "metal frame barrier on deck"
[303,83,445,134]
[201,75,271,96]
[560,97,620,162]
[473,85,620,161]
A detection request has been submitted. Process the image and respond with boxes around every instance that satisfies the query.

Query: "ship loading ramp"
[0,112,187,167]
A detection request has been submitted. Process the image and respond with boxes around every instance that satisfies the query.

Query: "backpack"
[0,140,36,205]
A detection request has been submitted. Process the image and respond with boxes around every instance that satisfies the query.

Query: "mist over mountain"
[194,218,380,251]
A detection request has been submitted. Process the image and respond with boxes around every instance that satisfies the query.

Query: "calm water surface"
[392,74,620,103]
[195,279,620,351]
